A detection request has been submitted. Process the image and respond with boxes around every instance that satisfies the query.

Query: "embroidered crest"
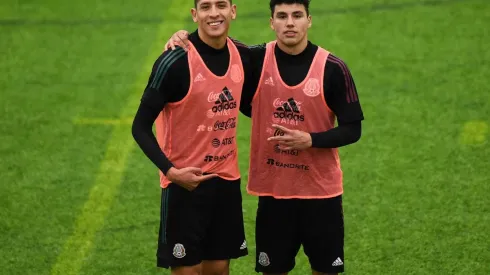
[173,243,186,258]
[303,78,320,97]
[258,252,270,266]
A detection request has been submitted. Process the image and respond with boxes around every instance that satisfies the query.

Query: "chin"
[280,38,299,47]
[206,28,227,38]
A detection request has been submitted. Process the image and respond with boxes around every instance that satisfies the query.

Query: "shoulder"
[229,37,249,49]
[323,53,356,84]
[152,47,189,72]
[325,53,352,75]
[149,47,189,89]
[229,37,266,56]
[228,37,252,62]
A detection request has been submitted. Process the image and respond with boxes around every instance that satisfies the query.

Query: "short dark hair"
[194,0,233,8]
[269,0,310,16]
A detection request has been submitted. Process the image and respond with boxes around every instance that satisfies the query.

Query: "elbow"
[351,123,362,143]
[352,132,361,144]
[131,118,140,141]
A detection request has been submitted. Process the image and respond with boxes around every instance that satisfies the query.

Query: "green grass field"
[1,0,489,274]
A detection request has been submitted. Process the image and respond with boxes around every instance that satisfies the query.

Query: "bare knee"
[171,264,202,275]
[202,260,229,275]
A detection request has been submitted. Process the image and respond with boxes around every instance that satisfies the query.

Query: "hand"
[166,167,218,191]
[163,30,190,52]
[267,124,312,150]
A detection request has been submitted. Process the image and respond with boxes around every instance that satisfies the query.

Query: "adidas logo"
[265,76,274,86]
[194,73,206,82]
[211,87,237,113]
[273,98,304,121]
[240,240,247,250]
[332,257,343,266]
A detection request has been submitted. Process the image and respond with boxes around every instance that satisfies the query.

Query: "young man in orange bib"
[131,1,255,274]
[164,0,364,274]
[245,1,363,274]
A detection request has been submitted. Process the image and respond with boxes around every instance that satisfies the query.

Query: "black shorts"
[156,177,248,268]
[255,195,344,274]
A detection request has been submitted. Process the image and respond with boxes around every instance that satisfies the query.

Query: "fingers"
[272,124,292,133]
[268,135,291,142]
[277,140,294,150]
[170,39,176,50]
[198,173,219,182]
[176,35,189,51]
[184,167,203,175]
[278,141,294,149]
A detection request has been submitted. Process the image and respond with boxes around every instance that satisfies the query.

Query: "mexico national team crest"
[173,243,186,258]
[303,78,320,97]
[231,64,243,83]
[258,252,270,266]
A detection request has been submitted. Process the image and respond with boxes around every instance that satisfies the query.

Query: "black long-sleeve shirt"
[132,31,363,175]
[239,41,364,148]
[132,31,253,175]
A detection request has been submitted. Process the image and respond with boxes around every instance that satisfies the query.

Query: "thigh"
[255,196,301,274]
[202,179,248,261]
[301,195,345,274]
[157,183,214,269]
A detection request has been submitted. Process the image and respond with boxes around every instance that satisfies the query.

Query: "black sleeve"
[131,48,189,174]
[309,55,364,148]
[231,39,254,118]
[310,121,361,148]
[324,55,364,124]
[239,43,266,118]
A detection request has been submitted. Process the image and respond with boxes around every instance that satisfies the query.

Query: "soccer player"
[131,0,254,274]
[246,1,364,274]
[164,1,364,274]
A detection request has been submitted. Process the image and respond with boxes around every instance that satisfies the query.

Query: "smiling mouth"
[208,21,224,27]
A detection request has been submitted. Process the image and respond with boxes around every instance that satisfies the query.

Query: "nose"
[210,5,219,17]
[286,15,294,27]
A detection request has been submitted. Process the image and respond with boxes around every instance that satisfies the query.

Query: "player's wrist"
[306,133,313,148]
[166,167,179,182]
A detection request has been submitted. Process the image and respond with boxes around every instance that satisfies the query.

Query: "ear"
[308,15,312,28]
[231,4,237,20]
[191,8,198,23]
[270,17,274,31]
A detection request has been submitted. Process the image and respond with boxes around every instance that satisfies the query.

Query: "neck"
[198,28,227,49]
[276,37,308,55]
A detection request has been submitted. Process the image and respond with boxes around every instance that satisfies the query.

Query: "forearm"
[310,121,362,148]
[131,103,174,174]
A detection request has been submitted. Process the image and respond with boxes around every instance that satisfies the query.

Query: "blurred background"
[0,0,489,274]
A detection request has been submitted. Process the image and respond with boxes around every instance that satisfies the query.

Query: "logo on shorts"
[258,252,270,266]
[332,257,343,266]
[240,240,247,250]
[173,243,186,258]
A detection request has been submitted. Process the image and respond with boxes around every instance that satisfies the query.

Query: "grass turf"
[0,0,489,274]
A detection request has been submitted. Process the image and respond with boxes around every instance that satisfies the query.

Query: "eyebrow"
[276,11,304,16]
[200,0,228,6]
